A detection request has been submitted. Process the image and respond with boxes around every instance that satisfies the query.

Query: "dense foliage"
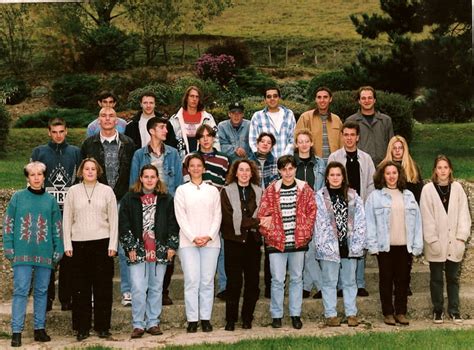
[51,74,101,110]
[0,104,10,157]
[196,54,236,86]
[14,108,95,128]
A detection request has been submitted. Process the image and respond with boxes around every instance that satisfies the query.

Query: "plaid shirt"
[249,152,279,189]
[249,106,296,160]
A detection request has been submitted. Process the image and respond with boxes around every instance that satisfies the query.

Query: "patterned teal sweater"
[2,189,64,269]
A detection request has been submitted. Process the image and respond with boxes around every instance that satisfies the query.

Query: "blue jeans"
[179,246,220,322]
[12,265,52,333]
[303,238,322,291]
[356,254,366,288]
[129,262,167,329]
[269,251,305,318]
[217,237,227,293]
[320,258,358,318]
[118,243,131,294]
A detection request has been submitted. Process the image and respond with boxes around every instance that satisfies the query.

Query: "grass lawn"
[0,123,472,189]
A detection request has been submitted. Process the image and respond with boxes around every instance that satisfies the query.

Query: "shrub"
[234,67,277,97]
[15,108,95,128]
[240,96,310,120]
[306,70,357,101]
[196,54,236,86]
[51,74,101,110]
[331,90,414,143]
[205,39,252,68]
[280,80,309,103]
[0,104,10,157]
[0,78,30,105]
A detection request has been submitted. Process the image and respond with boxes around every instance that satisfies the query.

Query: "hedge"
[15,108,95,128]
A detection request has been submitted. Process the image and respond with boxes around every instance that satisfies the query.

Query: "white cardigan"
[420,181,471,262]
[174,182,222,249]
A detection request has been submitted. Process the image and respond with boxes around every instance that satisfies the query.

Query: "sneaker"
[121,292,132,307]
[449,313,463,324]
[347,316,359,327]
[433,311,444,324]
[326,316,341,327]
[357,288,369,297]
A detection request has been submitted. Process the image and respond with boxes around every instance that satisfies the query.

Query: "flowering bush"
[195,54,236,86]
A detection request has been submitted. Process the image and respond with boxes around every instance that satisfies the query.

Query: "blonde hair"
[382,135,420,183]
[294,128,314,153]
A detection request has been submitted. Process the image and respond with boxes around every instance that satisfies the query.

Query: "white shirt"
[268,109,285,132]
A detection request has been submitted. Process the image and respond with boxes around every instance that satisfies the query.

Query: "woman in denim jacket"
[365,161,423,326]
[314,162,366,327]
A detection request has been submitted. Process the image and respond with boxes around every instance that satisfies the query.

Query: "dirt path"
[0,319,472,349]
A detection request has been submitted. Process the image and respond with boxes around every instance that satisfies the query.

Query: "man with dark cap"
[218,102,251,164]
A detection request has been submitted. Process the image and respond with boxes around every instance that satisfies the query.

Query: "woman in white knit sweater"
[174,153,222,333]
[63,158,118,341]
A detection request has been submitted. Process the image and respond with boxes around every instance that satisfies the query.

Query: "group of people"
[2,84,471,347]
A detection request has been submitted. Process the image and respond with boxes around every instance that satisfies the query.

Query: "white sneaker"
[121,292,132,307]
[449,313,463,324]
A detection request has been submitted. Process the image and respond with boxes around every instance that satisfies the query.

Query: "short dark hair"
[184,153,205,170]
[140,91,157,102]
[48,117,66,130]
[357,86,376,100]
[373,160,406,191]
[97,91,117,102]
[342,120,360,135]
[146,116,168,134]
[182,86,204,111]
[195,124,216,139]
[315,86,332,98]
[324,161,349,200]
[277,155,297,170]
[257,132,276,146]
[263,87,281,99]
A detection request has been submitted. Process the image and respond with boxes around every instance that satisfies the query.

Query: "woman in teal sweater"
[2,161,64,347]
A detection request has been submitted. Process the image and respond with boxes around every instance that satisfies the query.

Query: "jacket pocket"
[452,240,466,260]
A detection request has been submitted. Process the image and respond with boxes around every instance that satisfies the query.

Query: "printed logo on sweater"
[46,165,75,207]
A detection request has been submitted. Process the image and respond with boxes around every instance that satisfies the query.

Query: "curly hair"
[373,160,406,191]
[225,159,260,186]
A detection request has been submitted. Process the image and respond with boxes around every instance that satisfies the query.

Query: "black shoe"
[357,288,369,297]
[46,299,53,312]
[11,333,21,347]
[337,290,343,298]
[264,289,271,299]
[201,320,213,332]
[97,330,111,338]
[216,290,227,300]
[225,321,235,331]
[162,294,173,306]
[187,322,198,333]
[242,320,252,329]
[61,302,72,311]
[291,316,303,329]
[302,290,311,298]
[34,329,51,342]
[313,290,322,299]
[76,331,89,341]
[271,318,282,328]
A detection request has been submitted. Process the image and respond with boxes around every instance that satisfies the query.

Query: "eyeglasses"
[266,94,279,99]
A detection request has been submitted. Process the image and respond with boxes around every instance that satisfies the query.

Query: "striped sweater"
[182,149,229,189]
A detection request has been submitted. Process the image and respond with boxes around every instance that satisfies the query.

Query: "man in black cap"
[218,102,252,164]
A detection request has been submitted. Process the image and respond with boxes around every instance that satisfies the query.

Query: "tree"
[348,0,472,121]
[76,0,128,27]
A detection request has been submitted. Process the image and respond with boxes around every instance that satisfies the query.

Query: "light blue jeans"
[118,243,131,295]
[217,237,227,293]
[356,255,366,288]
[179,246,220,322]
[269,251,305,318]
[320,258,358,318]
[129,262,167,330]
[303,237,322,291]
[12,265,52,333]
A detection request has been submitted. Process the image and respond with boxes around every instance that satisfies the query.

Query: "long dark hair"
[324,161,349,201]
[373,160,406,191]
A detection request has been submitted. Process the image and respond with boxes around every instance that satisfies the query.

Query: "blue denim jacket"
[365,188,423,256]
[217,119,252,164]
[129,144,183,196]
[314,188,367,263]
[294,153,326,192]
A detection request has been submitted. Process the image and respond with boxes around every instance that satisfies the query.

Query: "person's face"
[150,123,168,142]
[198,129,214,152]
[228,110,244,126]
[315,90,332,112]
[327,166,343,189]
[82,161,98,183]
[435,160,451,184]
[391,141,404,161]
[384,165,399,189]
[278,163,296,185]
[48,125,67,144]
[296,134,313,154]
[27,168,45,190]
[186,89,200,110]
[98,97,116,108]
[342,128,359,150]
[98,109,118,131]
[188,158,205,179]
[141,96,156,115]
[358,90,376,113]
[256,136,273,155]
[140,169,159,191]
[236,162,252,186]
[265,89,280,110]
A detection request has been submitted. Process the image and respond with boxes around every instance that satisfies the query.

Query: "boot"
[11,333,21,347]
[34,329,51,342]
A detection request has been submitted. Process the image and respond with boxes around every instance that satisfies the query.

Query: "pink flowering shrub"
[196,54,236,86]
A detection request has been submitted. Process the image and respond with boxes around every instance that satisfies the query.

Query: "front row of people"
[3,153,470,346]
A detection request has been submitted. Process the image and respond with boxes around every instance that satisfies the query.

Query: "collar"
[100,131,119,143]
[48,140,68,150]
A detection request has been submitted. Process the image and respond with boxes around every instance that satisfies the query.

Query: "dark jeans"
[224,236,261,323]
[429,260,460,315]
[377,246,410,316]
[58,255,74,305]
[71,238,114,333]
[162,259,175,296]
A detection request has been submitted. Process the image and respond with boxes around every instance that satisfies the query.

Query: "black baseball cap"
[228,102,244,112]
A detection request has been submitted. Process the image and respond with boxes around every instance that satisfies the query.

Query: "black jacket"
[125,111,178,149]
